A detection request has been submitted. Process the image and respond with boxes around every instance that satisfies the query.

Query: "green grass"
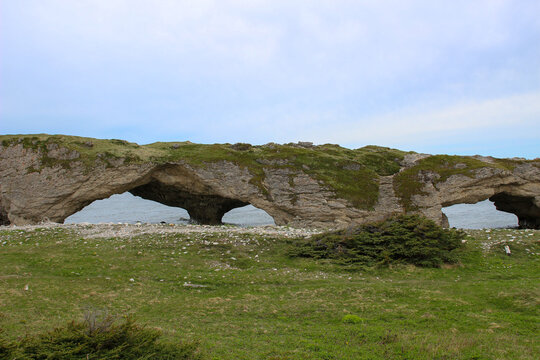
[1,226,538,359]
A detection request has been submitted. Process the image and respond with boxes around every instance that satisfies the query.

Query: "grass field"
[0,225,538,359]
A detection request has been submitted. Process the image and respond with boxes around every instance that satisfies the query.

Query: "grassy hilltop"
[1,134,535,212]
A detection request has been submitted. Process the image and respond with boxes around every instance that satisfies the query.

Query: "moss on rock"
[393,154,531,211]
[2,134,530,214]
[1,135,411,210]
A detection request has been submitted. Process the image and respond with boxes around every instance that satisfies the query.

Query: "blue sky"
[1,0,539,158]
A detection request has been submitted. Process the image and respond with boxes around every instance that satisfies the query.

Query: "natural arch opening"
[65,192,191,224]
[65,192,276,226]
[128,180,249,225]
[222,205,275,226]
[442,199,518,229]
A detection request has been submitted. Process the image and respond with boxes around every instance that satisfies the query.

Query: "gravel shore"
[0,222,324,239]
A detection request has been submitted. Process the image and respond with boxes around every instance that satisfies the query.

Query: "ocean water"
[65,193,518,229]
[442,199,517,229]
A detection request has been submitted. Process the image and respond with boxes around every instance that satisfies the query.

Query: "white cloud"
[303,92,540,145]
[12,0,537,76]
[200,91,539,146]
[2,0,539,157]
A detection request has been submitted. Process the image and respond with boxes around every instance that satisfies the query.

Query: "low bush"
[1,314,201,360]
[341,315,363,324]
[0,329,16,360]
[289,214,465,267]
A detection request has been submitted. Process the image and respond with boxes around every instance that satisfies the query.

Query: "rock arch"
[1,135,539,228]
[405,160,540,229]
[128,179,248,225]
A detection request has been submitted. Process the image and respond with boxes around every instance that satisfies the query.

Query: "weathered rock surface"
[409,164,540,229]
[1,135,539,228]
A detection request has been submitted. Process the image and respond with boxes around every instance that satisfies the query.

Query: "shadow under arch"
[129,180,249,225]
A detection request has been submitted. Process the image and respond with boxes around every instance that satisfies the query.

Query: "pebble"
[1,223,323,239]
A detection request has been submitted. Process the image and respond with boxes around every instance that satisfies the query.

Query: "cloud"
[5,0,537,73]
[303,92,540,145]
[204,91,540,146]
[1,0,539,159]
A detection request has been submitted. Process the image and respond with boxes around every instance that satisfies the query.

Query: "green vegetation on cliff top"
[1,134,408,210]
[1,134,535,211]
[393,154,534,211]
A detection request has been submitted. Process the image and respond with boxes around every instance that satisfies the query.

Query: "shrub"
[4,315,201,360]
[0,329,16,360]
[289,214,465,267]
[341,315,363,324]
[230,143,252,151]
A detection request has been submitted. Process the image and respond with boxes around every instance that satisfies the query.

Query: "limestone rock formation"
[1,135,539,228]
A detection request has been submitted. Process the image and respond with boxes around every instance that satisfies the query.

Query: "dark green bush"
[2,315,201,360]
[0,329,16,360]
[289,214,465,267]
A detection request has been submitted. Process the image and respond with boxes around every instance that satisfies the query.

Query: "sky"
[1,0,539,158]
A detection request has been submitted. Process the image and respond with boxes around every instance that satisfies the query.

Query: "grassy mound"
[289,214,465,267]
[1,315,201,360]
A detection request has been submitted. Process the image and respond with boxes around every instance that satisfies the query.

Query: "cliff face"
[1,135,539,228]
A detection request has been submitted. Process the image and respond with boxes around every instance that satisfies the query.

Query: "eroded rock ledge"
[1,135,539,228]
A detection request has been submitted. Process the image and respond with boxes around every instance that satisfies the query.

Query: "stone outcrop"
[394,154,540,229]
[1,135,539,228]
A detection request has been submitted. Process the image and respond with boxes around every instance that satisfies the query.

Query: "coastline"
[0,222,324,239]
